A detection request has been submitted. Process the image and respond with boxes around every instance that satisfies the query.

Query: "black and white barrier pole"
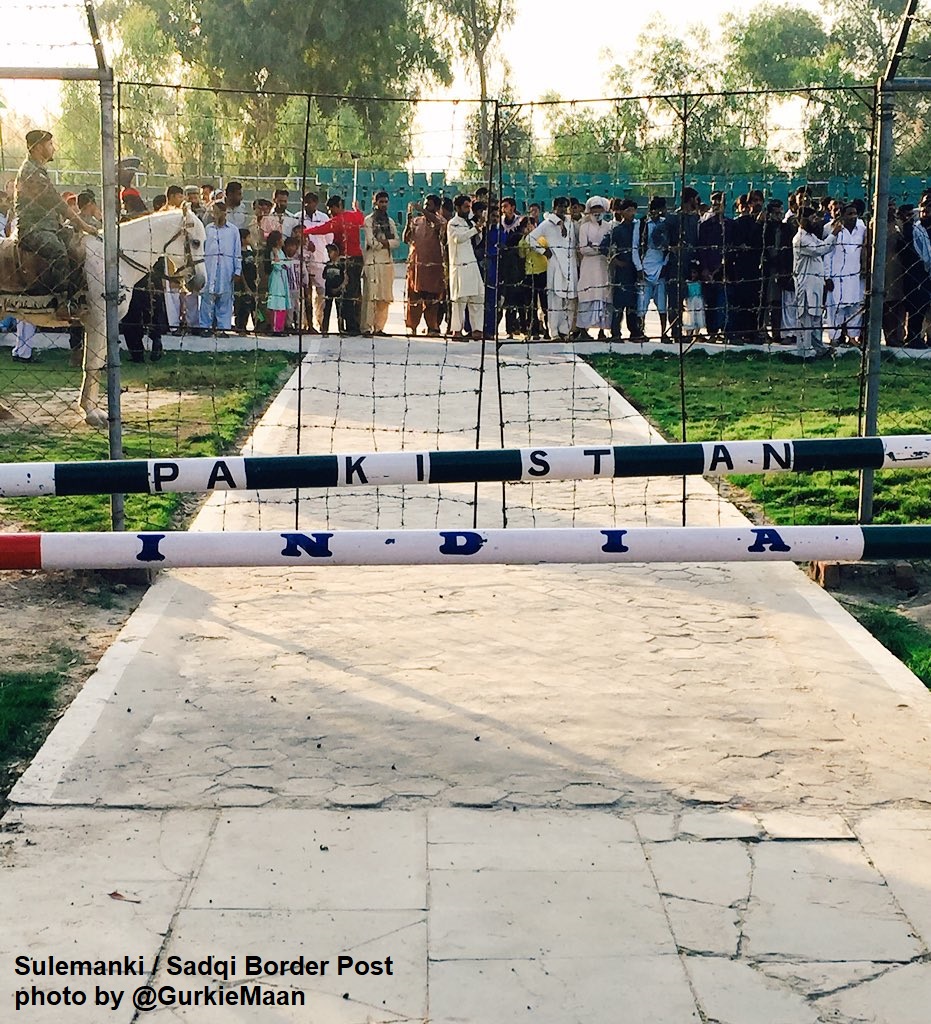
[3,525,931,571]
[2,435,931,498]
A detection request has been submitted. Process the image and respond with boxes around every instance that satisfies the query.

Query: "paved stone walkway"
[3,335,931,1023]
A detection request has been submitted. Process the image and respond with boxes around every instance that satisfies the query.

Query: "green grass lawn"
[588,349,931,525]
[0,347,299,532]
[0,646,75,766]
[841,601,931,688]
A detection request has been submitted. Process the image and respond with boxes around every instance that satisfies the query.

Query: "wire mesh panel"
[116,83,492,533]
[488,88,929,530]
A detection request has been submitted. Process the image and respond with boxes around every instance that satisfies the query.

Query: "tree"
[434,0,515,169]
[95,0,452,170]
[826,0,904,78]
[54,82,102,175]
[729,6,831,91]
[724,2,916,180]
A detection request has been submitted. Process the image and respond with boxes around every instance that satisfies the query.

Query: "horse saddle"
[0,234,86,295]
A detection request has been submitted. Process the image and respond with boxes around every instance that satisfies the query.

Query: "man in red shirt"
[304,195,365,334]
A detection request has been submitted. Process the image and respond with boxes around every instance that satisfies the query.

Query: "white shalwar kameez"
[527,213,579,337]
[11,319,36,359]
[793,228,837,357]
[362,213,400,333]
[822,220,866,341]
[447,215,484,334]
[302,209,331,328]
[576,198,612,330]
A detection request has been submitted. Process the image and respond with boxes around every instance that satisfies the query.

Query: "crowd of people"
[405,185,931,357]
[132,179,928,361]
[5,133,931,363]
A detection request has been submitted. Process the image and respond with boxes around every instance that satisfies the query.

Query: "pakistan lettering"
[152,461,239,491]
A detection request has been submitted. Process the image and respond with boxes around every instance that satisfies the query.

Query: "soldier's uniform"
[14,131,75,304]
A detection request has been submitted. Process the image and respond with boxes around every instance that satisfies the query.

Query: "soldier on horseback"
[14,129,98,320]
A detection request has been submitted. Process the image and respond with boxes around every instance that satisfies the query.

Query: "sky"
[0,0,824,173]
[0,0,830,111]
[446,0,821,104]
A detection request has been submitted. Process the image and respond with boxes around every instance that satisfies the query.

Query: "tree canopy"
[39,0,931,182]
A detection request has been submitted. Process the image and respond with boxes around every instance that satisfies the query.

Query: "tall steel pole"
[858,81,892,523]
[857,0,920,522]
[99,72,124,531]
[84,1,124,530]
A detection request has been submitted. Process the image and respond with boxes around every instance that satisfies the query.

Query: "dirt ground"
[0,388,203,430]
[0,486,204,806]
[0,564,148,805]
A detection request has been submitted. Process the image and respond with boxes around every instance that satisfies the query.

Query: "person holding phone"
[404,194,446,336]
[793,206,843,358]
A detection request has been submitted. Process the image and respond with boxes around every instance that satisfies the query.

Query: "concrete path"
[3,333,931,1023]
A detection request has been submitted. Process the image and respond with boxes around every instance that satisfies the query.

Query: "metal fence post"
[858,79,893,524]
[85,0,124,530]
[99,71,124,530]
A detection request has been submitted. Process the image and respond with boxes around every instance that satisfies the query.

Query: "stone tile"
[560,783,624,806]
[429,955,698,1024]
[214,786,276,806]
[813,960,931,1024]
[142,989,424,1023]
[856,809,931,946]
[0,809,213,1024]
[326,786,390,808]
[427,808,637,870]
[430,861,674,959]
[759,810,854,840]
[2,806,213,876]
[149,907,426,1020]
[744,842,923,961]
[758,961,904,996]
[663,896,740,955]
[280,777,336,798]
[388,777,446,798]
[684,958,821,1024]
[678,809,762,839]
[634,812,679,842]
[187,810,426,911]
[447,786,508,807]
[647,840,752,907]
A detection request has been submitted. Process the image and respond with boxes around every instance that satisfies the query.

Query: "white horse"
[76,205,207,428]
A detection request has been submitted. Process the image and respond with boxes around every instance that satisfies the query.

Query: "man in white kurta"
[301,191,330,333]
[576,196,612,334]
[822,203,866,343]
[527,196,579,338]
[447,194,485,339]
[199,202,242,332]
[793,208,842,358]
[362,191,400,335]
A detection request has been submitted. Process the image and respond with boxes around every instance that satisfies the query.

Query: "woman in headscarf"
[576,196,613,338]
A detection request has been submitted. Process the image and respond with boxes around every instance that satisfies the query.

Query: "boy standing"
[322,243,345,337]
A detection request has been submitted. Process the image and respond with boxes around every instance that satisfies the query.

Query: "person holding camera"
[793,206,843,358]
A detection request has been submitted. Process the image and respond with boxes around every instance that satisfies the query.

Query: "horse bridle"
[119,213,205,283]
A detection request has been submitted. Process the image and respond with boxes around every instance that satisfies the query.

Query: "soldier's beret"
[25,129,52,149]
